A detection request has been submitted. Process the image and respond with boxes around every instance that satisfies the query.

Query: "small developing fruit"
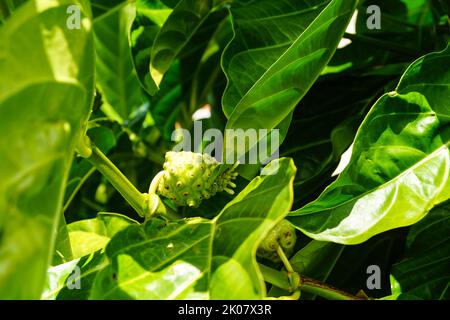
[156,151,238,207]
[257,219,297,263]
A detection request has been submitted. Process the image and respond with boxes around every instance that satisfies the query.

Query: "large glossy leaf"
[89,218,212,299]
[0,0,94,299]
[209,159,296,299]
[391,202,450,299]
[88,158,296,299]
[289,45,450,244]
[222,0,358,170]
[94,3,143,121]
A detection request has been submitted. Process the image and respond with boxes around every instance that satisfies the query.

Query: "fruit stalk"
[87,145,149,217]
[259,263,366,300]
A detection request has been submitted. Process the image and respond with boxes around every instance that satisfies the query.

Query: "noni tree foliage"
[0,0,449,300]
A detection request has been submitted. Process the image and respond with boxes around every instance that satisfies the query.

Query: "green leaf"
[68,212,138,259]
[149,0,226,90]
[222,0,358,171]
[89,158,296,299]
[289,44,450,244]
[209,159,296,299]
[94,3,143,121]
[391,202,450,299]
[0,0,94,299]
[90,218,213,299]
[42,251,109,300]
[43,212,138,299]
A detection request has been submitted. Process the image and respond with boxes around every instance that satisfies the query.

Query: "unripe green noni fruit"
[257,219,297,263]
[156,151,238,207]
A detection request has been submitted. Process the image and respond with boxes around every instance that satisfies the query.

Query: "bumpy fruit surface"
[156,151,238,207]
[257,219,297,263]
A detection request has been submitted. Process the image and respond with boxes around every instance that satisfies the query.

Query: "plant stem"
[343,32,421,57]
[85,145,181,220]
[159,204,182,220]
[259,263,290,290]
[87,145,149,217]
[300,277,365,300]
[259,263,366,300]
[276,245,295,273]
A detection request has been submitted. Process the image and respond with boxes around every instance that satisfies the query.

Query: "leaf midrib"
[226,2,354,119]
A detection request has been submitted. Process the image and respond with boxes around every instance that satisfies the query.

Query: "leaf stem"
[87,145,149,217]
[83,144,181,220]
[300,277,365,300]
[258,263,290,290]
[259,263,366,300]
[276,245,294,273]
